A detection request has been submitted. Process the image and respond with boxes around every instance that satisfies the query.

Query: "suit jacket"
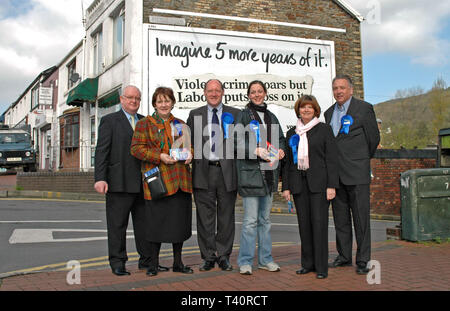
[186,104,240,192]
[94,110,143,193]
[282,123,339,194]
[130,115,192,200]
[324,97,380,185]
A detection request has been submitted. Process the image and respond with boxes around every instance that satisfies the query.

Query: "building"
[3,66,58,170]
[6,0,365,172]
[56,40,85,171]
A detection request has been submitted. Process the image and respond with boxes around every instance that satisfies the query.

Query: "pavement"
[1,189,448,295]
[0,240,449,293]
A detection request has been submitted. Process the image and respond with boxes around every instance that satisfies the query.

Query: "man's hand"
[282,190,291,201]
[326,188,336,201]
[94,181,108,194]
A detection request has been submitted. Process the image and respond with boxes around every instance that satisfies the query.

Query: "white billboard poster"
[144,24,335,132]
[39,87,52,106]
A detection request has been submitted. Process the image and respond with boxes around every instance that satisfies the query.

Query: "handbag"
[143,167,167,200]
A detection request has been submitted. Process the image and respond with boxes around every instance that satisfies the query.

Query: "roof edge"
[5,66,58,113]
[333,0,364,22]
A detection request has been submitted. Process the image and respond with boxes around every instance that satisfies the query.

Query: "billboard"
[143,24,336,132]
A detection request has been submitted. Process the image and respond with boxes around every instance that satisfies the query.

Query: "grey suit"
[187,104,240,262]
[324,97,380,266]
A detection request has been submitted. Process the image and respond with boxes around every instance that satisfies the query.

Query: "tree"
[429,77,450,142]
[431,76,447,91]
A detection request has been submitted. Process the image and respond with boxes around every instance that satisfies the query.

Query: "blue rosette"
[221,112,234,139]
[339,115,354,135]
[173,119,183,136]
[288,134,300,164]
[249,120,260,144]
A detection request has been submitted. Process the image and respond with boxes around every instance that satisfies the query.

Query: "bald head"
[120,85,141,115]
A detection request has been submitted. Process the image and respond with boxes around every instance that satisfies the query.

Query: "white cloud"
[1,0,449,114]
[346,0,450,66]
[0,0,89,113]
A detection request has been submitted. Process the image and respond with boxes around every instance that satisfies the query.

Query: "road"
[0,198,399,277]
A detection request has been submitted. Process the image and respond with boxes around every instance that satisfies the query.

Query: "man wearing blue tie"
[94,85,165,276]
[187,79,240,272]
[324,75,380,275]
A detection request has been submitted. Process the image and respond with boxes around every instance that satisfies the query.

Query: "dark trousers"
[332,183,371,265]
[194,165,237,262]
[105,192,151,269]
[293,176,329,274]
[149,242,183,269]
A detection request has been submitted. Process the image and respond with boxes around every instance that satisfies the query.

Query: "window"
[67,59,77,89]
[61,114,79,148]
[31,85,39,110]
[92,30,103,75]
[90,117,96,167]
[90,117,96,146]
[45,129,51,159]
[113,6,125,61]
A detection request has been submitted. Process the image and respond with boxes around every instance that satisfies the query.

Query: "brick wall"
[144,0,364,99]
[16,149,438,216]
[370,149,437,216]
[16,171,96,193]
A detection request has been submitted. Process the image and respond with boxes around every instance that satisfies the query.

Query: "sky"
[0,0,449,115]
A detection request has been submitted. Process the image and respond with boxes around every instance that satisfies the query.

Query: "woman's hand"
[160,153,177,165]
[184,150,193,165]
[282,190,291,201]
[326,188,336,201]
[254,147,269,161]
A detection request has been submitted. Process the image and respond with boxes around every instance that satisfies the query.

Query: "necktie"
[211,108,219,152]
[333,106,344,137]
[130,115,135,131]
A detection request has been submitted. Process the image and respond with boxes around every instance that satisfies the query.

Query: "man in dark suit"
[324,75,380,275]
[94,85,159,276]
[186,79,240,272]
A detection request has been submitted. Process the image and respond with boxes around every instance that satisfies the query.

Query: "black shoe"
[138,264,148,270]
[157,265,170,272]
[199,260,215,271]
[112,267,130,276]
[296,268,315,275]
[173,265,194,274]
[218,258,233,271]
[139,264,169,272]
[316,273,328,279]
[356,264,369,275]
[329,258,352,268]
[146,268,158,277]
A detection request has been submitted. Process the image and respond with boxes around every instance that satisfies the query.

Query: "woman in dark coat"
[281,95,338,279]
[235,80,286,275]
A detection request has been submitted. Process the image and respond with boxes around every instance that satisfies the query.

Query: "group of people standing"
[94,74,380,280]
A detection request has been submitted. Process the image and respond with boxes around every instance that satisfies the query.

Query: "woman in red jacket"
[131,87,193,277]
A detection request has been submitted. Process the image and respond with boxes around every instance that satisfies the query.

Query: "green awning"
[98,89,120,108]
[66,77,99,107]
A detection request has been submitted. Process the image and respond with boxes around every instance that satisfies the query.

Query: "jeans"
[237,193,274,267]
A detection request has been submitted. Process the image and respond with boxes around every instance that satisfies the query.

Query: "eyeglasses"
[123,95,141,101]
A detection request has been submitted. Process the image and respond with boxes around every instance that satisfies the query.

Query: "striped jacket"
[130,115,192,200]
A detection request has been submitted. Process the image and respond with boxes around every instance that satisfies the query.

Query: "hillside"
[373,88,450,149]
